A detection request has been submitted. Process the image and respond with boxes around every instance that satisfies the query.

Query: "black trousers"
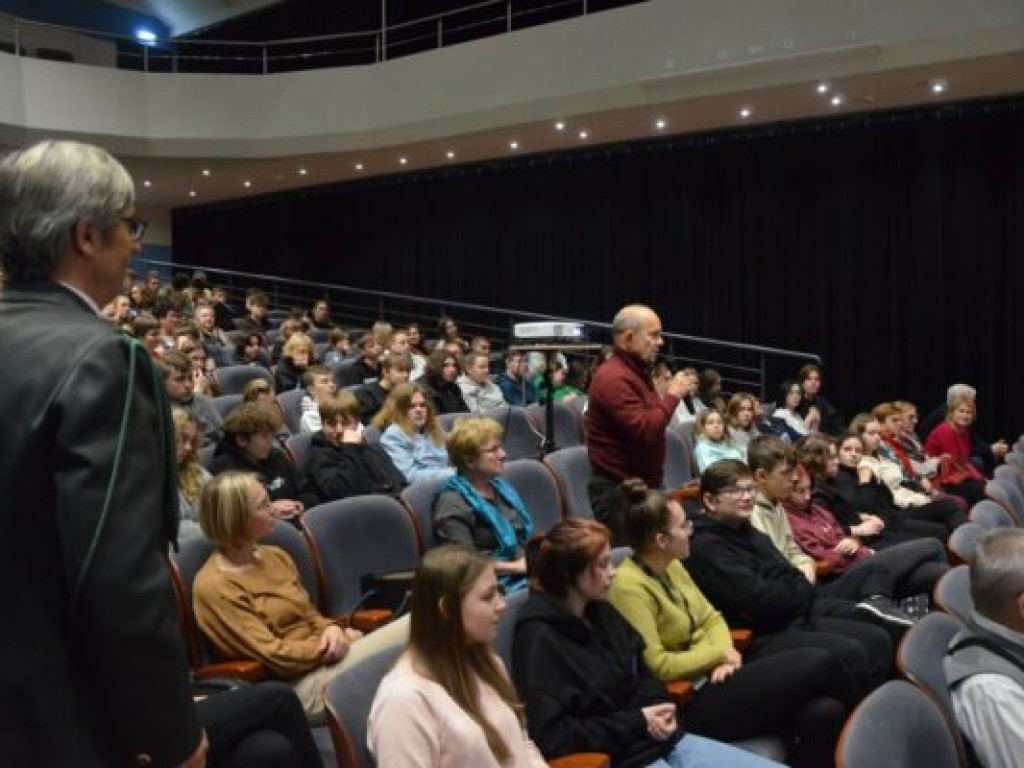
[817,536,949,601]
[588,471,630,546]
[685,647,846,768]
[197,682,322,768]
[902,497,968,533]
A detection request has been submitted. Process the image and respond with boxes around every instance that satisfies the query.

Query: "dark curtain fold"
[174,95,1024,439]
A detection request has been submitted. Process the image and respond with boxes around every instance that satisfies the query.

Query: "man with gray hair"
[918,382,1008,474]
[585,304,691,543]
[945,528,1024,766]
[0,141,205,766]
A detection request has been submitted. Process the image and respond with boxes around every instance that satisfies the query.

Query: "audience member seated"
[132,312,163,360]
[418,348,469,414]
[470,336,492,358]
[725,392,763,456]
[271,319,303,365]
[180,339,218,398]
[437,314,468,353]
[128,281,152,316]
[496,350,538,406]
[322,328,351,367]
[535,359,583,405]
[275,333,316,393]
[193,471,364,724]
[851,413,967,533]
[354,352,412,425]
[513,518,784,768]
[944,528,1024,768]
[671,368,705,426]
[196,302,234,367]
[405,323,429,378]
[370,320,393,353]
[698,368,727,414]
[772,379,819,440]
[432,418,534,591]
[375,382,454,484]
[652,361,674,398]
[243,378,275,404]
[209,285,237,331]
[235,290,272,335]
[874,401,943,491]
[785,464,948,597]
[387,327,411,358]
[685,460,893,708]
[608,479,846,768]
[101,293,131,326]
[369,546,546,768]
[152,297,181,354]
[924,394,989,506]
[209,402,316,515]
[173,406,210,547]
[307,299,337,331]
[458,351,506,413]
[305,393,406,504]
[919,383,1009,476]
[163,351,223,447]
[232,331,271,369]
[816,431,946,543]
[299,365,338,434]
[337,333,381,387]
[796,364,844,436]
[693,409,745,471]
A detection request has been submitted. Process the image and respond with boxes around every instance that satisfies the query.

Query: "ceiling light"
[446,150,456,160]
[654,118,668,130]
[298,168,307,176]
[354,162,364,171]
[188,190,196,198]
[830,94,844,106]
[929,78,948,94]
[136,29,157,44]
[578,130,589,140]
[399,156,408,165]
[509,140,519,150]
[739,107,752,119]
[201,169,210,177]
[816,82,830,94]
[555,121,566,131]
[243,180,252,188]
[142,179,151,187]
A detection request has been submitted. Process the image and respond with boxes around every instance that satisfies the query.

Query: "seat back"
[933,565,974,622]
[494,587,530,674]
[199,444,217,471]
[277,388,307,434]
[562,395,588,438]
[504,459,563,533]
[986,478,1024,524]
[543,445,594,519]
[663,429,693,491]
[399,476,449,553]
[524,402,582,451]
[262,521,322,608]
[478,405,542,461]
[836,680,961,768]
[994,463,1024,493]
[437,412,467,433]
[332,359,358,389]
[968,499,1015,529]
[171,536,221,667]
[285,431,315,471]
[303,496,421,616]
[947,522,988,565]
[211,393,244,421]
[897,611,964,722]
[215,365,274,396]
[324,640,405,768]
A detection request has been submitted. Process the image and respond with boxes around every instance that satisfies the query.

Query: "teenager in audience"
[193,471,364,723]
[163,351,223,447]
[275,333,316,393]
[924,394,989,505]
[375,382,454,484]
[535,359,583,405]
[369,546,546,767]
[132,312,163,359]
[433,418,534,591]
[608,479,847,768]
[322,328,351,367]
[851,413,967,533]
[671,367,705,426]
[354,352,412,424]
[271,319,303,365]
[784,465,948,596]
[772,379,819,440]
[652,361,674,398]
[337,333,381,387]
[419,347,470,414]
[796,364,844,435]
[235,291,272,335]
[305,393,406,504]
[513,518,784,768]
[685,459,893,707]
[693,408,745,471]
[405,322,429,375]
[152,298,181,354]
[173,406,210,547]
[308,299,336,331]
[438,314,468,352]
[232,331,270,369]
[725,392,763,456]
[209,402,315,516]
[496,350,538,406]
[210,285,236,331]
[243,378,275,404]
[458,351,506,413]
[179,339,218,397]
[128,281,152,316]
[299,365,338,434]
[698,369,727,413]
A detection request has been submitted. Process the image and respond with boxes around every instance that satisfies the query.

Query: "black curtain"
[173,95,1024,439]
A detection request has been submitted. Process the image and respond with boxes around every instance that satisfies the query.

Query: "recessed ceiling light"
[354,162,364,171]
[243,180,252,188]
[739,107,752,119]
[555,121,566,131]
[578,130,589,140]
[446,150,456,160]
[142,180,151,187]
[654,118,668,130]
[929,78,948,94]
[509,140,519,150]
[136,29,156,44]
[830,94,844,106]
[298,168,307,176]
[188,190,196,197]
[201,169,210,177]
[399,156,408,165]
[816,82,830,94]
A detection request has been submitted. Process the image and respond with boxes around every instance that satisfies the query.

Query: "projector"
[513,322,585,343]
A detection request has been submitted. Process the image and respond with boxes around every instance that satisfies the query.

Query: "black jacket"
[418,375,469,415]
[685,514,815,633]
[338,356,379,388]
[512,592,681,768]
[0,284,200,766]
[274,358,305,392]
[210,439,319,509]
[304,432,407,504]
[354,380,388,424]
[797,393,845,436]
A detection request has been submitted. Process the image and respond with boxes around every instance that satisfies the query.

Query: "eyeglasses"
[121,216,148,241]
[718,485,757,499]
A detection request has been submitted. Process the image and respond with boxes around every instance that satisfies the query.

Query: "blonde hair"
[173,407,204,507]
[446,417,503,474]
[198,471,260,551]
[694,408,728,444]
[371,382,444,445]
[281,332,316,363]
[947,395,976,422]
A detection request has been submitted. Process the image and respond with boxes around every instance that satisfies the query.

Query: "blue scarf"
[439,475,534,590]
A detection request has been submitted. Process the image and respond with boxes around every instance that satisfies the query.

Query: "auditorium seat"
[478,405,543,461]
[932,565,973,622]
[985,477,1023,524]
[663,429,693,492]
[284,431,314,470]
[211,393,244,421]
[947,522,988,565]
[543,445,595,519]
[503,458,564,533]
[968,499,1015,529]
[277,388,306,434]
[399,475,449,553]
[525,401,582,450]
[215,364,274,396]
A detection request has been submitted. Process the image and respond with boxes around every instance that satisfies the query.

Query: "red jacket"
[924,421,984,481]
[782,500,871,574]
[585,349,678,486]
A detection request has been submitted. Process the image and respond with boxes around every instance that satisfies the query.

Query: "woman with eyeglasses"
[608,478,846,768]
[375,382,454,484]
[432,418,535,592]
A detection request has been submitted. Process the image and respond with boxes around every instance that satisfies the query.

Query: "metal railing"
[133,258,820,399]
[0,1,643,74]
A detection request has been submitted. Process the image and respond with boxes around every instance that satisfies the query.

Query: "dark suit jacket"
[0,283,201,766]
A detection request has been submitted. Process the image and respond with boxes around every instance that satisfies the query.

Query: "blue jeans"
[649,734,784,768]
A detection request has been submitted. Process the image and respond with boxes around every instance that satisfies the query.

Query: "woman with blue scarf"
[432,418,535,591]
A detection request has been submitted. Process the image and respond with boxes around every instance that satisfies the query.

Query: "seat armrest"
[348,608,393,633]
[669,480,701,503]
[549,754,611,768]
[195,660,268,683]
[665,679,694,706]
[730,628,753,650]
[815,560,831,578]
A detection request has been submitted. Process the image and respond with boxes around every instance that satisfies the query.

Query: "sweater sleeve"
[368,674,441,768]
[432,491,477,547]
[600,372,677,444]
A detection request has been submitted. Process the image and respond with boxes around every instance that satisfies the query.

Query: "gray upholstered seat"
[543,445,594,519]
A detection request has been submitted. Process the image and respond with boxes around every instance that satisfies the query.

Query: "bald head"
[612,304,659,336]
[612,304,663,364]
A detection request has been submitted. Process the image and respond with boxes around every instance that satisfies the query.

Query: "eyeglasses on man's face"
[120,216,148,241]
[718,484,756,499]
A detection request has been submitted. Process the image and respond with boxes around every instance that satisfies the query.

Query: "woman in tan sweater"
[193,471,363,723]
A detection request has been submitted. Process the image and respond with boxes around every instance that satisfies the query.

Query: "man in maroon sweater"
[586,304,691,543]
